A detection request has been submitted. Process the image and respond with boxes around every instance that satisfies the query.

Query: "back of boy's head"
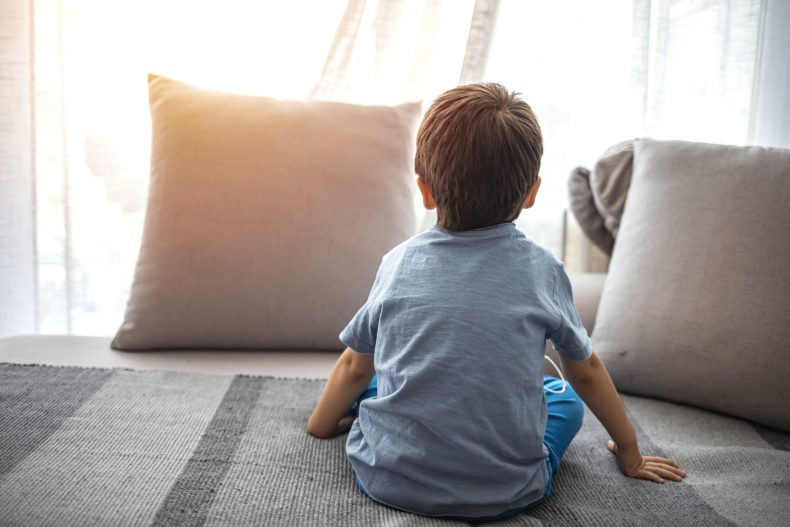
[415,83,543,231]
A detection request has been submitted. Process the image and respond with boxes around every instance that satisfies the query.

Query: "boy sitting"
[307,83,685,523]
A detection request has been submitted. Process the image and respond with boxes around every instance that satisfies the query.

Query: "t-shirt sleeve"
[339,301,379,355]
[338,258,388,355]
[547,263,593,361]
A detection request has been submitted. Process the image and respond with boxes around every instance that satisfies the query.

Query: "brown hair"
[414,83,543,231]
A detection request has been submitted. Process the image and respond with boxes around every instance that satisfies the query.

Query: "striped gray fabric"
[151,376,264,527]
[1,363,788,526]
[0,364,112,477]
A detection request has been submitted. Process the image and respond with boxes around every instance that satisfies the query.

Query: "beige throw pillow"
[112,75,420,350]
[593,138,790,430]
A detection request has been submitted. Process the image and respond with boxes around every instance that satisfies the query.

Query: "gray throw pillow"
[112,75,420,350]
[590,140,633,238]
[568,166,615,254]
[567,140,634,255]
[593,138,790,431]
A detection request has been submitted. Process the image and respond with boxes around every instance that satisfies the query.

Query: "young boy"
[306,83,685,522]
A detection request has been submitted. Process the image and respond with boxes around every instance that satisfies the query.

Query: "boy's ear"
[416,176,437,210]
[522,176,541,209]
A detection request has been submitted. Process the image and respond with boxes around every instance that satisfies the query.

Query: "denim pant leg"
[542,374,585,495]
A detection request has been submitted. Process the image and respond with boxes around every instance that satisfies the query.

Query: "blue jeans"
[351,375,584,523]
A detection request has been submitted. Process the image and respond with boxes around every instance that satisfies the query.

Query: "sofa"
[1,76,788,526]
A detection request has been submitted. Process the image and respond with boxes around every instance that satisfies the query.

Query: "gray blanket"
[1,363,787,526]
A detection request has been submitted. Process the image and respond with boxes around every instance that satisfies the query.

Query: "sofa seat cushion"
[0,335,338,378]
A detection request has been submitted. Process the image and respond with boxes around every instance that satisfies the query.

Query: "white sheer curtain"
[1,0,787,338]
[0,0,482,338]
[485,0,789,270]
[310,0,480,104]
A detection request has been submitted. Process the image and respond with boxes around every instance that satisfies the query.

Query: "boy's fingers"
[644,455,679,468]
[644,458,683,469]
[646,465,684,482]
[663,463,686,476]
[606,441,687,482]
[651,463,687,478]
[335,415,356,434]
[638,470,665,484]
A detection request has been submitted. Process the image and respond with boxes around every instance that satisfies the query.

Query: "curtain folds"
[310,0,477,104]
[1,1,37,337]
[309,0,368,100]
[459,0,500,85]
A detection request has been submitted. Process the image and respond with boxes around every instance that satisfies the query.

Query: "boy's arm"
[560,351,687,484]
[306,347,375,439]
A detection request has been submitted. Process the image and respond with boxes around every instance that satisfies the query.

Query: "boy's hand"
[607,440,687,483]
[307,347,374,439]
[335,415,357,435]
[560,352,687,484]
[310,415,356,439]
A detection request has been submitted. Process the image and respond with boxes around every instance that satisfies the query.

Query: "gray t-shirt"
[340,222,592,518]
